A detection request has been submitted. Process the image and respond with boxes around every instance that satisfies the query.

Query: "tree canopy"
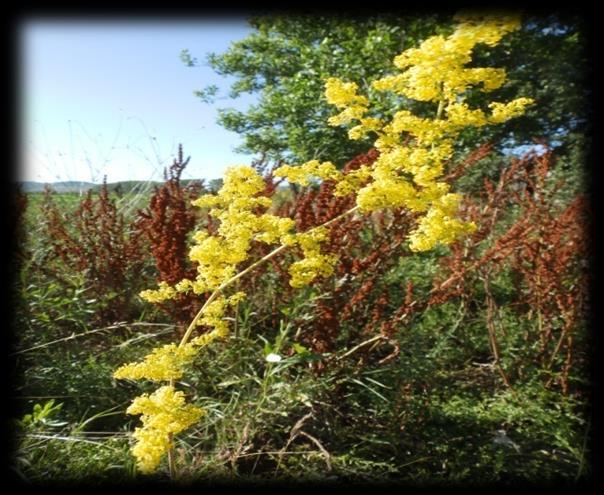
[185,12,588,168]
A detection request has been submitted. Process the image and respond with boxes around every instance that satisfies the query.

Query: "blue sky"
[20,19,257,183]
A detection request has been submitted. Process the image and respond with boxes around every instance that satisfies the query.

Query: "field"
[10,145,592,485]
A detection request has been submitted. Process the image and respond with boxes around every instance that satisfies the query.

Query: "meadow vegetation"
[11,11,591,486]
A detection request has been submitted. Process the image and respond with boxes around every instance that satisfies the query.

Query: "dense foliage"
[188,13,587,168]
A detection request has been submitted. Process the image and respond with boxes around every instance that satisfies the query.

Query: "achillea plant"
[114,12,533,475]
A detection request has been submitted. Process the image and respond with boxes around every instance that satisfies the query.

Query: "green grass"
[11,189,591,484]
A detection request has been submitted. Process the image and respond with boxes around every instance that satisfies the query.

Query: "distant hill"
[18,179,207,194]
[92,181,162,194]
[91,179,206,194]
[19,181,97,193]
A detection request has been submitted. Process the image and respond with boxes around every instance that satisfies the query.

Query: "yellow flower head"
[113,342,198,382]
[283,227,338,287]
[274,160,341,186]
[321,11,528,251]
[127,386,204,473]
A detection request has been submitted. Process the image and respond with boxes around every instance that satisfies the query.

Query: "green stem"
[435,80,447,120]
[167,378,176,479]
[167,432,176,479]
[436,98,445,120]
[178,205,360,349]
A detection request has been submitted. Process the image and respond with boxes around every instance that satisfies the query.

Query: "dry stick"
[547,322,571,371]
[544,317,573,391]
[24,434,118,448]
[483,275,514,391]
[562,334,573,395]
[535,272,549,363]
[336,334,386,361]
[238,450,322,458]
[275,411,313,475]
[167,432,176,479]
[298,431,332,471]
[230,422,250,470]
[11,322,177,356]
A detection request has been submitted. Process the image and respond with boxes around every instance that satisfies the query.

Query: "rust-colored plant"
[413,147,588,393]
[240,144,588,393]
[40,179,147,323]
[11,186,29,263]
[136,145,206,328]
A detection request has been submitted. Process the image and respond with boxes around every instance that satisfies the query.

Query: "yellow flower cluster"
[317,12,531,252]
[113,329,226,382]
[176,164,337,292]
[139,281,176,303]
[324,78,369,126]
[195,294,245,335]
[281,227,338,288]
[140,166,294,305]
[407,193,475,251]
[274,160,375,198]
[385,12,520,102]
[113,342,198,382]
[333,166,373,196]
[126,385,204,473]
[274,160,341,186]
[488,98,535,124]
[186,166,295,292]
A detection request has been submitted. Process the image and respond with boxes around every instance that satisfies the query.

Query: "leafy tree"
[185,14,452,166]
[459,14,589,159]
[185,13,588,171]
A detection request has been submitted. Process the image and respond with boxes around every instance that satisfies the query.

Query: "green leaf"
[292,342,310,355]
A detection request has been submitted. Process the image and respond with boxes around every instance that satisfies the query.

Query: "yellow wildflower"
[274,160,341,186]
[321,12,529,252]
[197,296,229,335]
[284,227,338,287]
[288,255,338,288]
[227,291,247,305]
[324,78,369,125]
[120,13,534,475]
[140,281,177,304]
[333,165,373,197]
[127,386,204,474]
[446,102,488,127]
[408,194,477,252]
[489,97,534,123]
[324,77,368,108]
[348,117,383,141]
[113,342,198,382]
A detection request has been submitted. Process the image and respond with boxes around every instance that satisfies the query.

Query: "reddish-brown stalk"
[136,145,206,329]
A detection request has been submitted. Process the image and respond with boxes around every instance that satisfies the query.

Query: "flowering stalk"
[114,11,533,476]
[178,205,359,349]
